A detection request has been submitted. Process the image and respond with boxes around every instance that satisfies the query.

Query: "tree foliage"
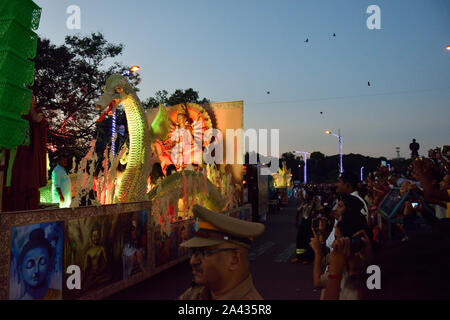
[33,32,140,159]
[142,88,209,109]
[245,151,410,184]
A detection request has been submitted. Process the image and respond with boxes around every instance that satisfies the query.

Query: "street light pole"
[293,151,309,185]
[325,130,343,174]
[304,154,307,185]
[360,166,364,181]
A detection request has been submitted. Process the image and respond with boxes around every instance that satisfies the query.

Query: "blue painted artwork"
[9,222,63,300]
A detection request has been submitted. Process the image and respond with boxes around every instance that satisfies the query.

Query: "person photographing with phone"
[326,172,369,252]
[310,193,372,299]
[292,191,322,264]
[322,228,374,300]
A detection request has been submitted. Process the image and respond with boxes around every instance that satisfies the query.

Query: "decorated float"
[271,161,292,206]
[0,1,251,300]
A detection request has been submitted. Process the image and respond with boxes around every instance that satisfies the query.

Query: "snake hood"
[94,74,150,202]
[93,74,171,203]
[95,74,136,112]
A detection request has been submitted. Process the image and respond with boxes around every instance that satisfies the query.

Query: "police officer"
[179,205,265,300]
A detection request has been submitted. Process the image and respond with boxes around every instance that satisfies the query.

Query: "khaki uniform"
[179,275,263,300]
[178,205,266,301]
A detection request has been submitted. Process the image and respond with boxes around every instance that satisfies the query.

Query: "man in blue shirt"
[51,155,71,208]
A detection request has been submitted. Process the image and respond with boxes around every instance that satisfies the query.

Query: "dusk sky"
[34,0,450,159]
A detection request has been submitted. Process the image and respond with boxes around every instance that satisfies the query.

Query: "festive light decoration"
[115,96,148,202]
[121,65,141,77]
[111,112,116,155]
[0,0,41,149]
[272,161,292,188]
[112,65,141,155]
[130,65,140,73]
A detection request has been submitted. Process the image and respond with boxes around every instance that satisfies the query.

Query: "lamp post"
[293,151,309,185]
[325,129,343,174]
[360,166,364,181]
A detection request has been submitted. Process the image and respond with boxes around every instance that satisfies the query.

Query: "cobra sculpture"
[95,74,155,203]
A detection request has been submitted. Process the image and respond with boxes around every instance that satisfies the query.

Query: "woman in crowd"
[324,218,450,300]
[321,148,450,299]
[310,193,371,299]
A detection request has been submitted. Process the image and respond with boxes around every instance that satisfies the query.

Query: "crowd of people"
[290,145,450,299]
[175,143,449,301]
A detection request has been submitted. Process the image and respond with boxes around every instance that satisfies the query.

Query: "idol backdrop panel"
[146,101,245,206]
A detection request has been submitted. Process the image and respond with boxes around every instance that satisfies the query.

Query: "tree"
[307,151,325,182]
[142,88,209,109]
[310,151,326,162]
[33,33,140,159]
[142,90,169,109]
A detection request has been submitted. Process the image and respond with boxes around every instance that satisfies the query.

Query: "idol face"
[91,230,100,245]
[21,247,50,288]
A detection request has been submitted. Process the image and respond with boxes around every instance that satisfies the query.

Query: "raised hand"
[328,237,350,276]
[310,230,322,255]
